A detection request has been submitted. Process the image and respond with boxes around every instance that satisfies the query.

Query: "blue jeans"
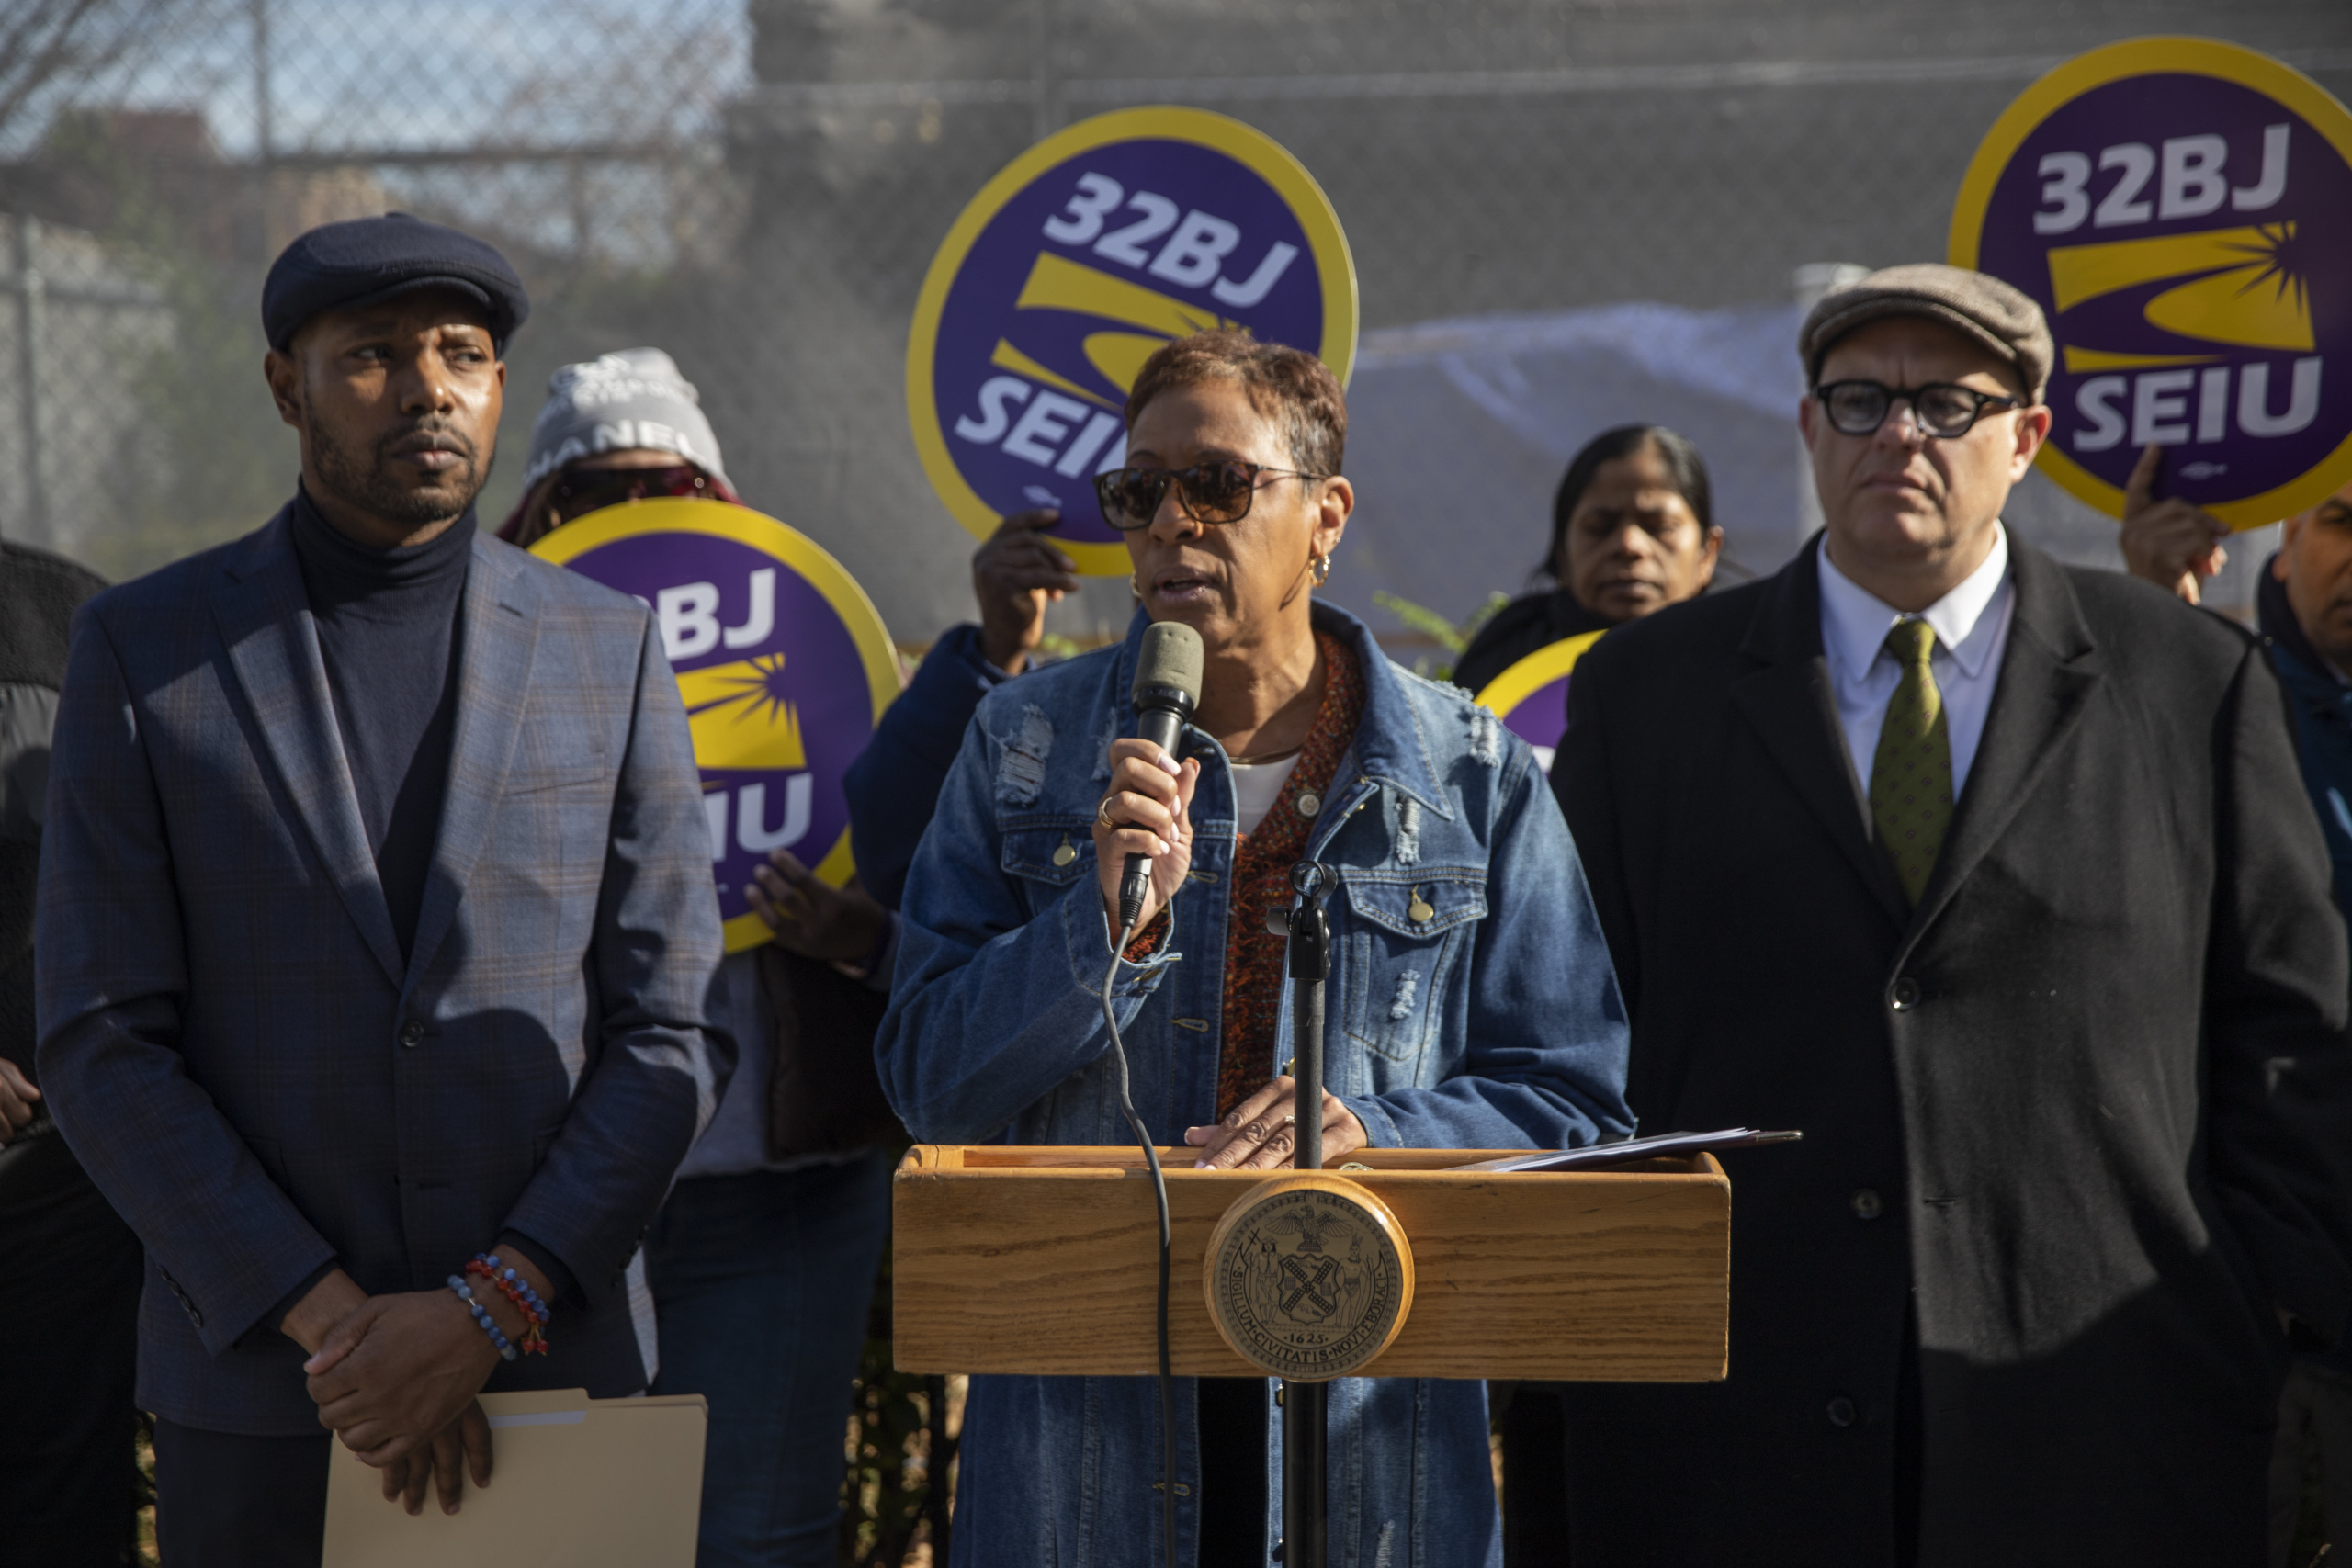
[648,1152,893,1568]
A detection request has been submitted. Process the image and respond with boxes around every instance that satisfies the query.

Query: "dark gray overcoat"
[1552,534,2352,1566]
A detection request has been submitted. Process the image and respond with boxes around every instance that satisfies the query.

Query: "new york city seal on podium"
[1204,1173,1416,1382]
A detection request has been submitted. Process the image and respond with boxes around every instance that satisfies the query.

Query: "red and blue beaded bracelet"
[444,1251,551,1359]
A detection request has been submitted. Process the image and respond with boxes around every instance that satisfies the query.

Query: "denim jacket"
[880,602,1632,1568]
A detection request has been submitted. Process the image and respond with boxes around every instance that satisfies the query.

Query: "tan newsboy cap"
[1799,263,2053,402]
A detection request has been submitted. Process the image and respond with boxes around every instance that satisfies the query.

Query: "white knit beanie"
[522,348,729,491]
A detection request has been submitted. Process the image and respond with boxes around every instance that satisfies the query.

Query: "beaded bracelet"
[445,1275,518,1362]
[465,1253,551,1356]
[469,1253,551,1329]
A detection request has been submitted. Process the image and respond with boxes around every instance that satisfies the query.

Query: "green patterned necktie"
[1869,619,1952,907]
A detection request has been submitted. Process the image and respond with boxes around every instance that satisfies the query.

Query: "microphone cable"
[1100,916,1176,1568]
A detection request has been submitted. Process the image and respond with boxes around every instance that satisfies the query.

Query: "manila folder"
[322,1389,706,1567]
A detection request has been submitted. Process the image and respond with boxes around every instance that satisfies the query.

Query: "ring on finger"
[1096,797,1120,830]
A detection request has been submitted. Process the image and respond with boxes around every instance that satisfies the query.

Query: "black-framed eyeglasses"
[549,463,712,525]
[1813,380,2024,440]
[1093,460,1329,532]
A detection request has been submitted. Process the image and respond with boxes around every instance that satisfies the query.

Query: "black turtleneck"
[288,486,474,964]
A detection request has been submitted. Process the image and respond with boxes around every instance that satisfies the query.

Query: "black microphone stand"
[1279,861,1333,1568]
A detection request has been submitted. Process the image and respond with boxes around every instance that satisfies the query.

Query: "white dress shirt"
[1817,524,2015,798]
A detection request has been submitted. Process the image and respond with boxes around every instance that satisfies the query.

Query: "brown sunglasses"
[1092,460,1329,532]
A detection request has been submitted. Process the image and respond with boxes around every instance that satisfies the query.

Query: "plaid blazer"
[35,505,732,1436]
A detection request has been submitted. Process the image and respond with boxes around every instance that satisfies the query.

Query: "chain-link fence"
[9,5,2352,1559]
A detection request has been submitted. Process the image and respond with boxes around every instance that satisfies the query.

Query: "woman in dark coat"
[1452,424,1724,695]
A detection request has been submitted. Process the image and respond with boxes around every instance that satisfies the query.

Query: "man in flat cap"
[1551,264,2352,1564]
[35,213,730,1564]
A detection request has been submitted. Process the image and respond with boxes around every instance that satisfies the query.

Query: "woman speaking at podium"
[878,332,1634,1567]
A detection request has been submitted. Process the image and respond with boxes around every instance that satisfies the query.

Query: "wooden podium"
[892,1143,1730,1382]
[890,865,1735,1563]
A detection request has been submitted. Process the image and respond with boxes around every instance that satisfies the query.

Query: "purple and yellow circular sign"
[1473,631,1604,777]
[908,107,1358,575]
[532,499,899,954]
[1952,39,2352,527]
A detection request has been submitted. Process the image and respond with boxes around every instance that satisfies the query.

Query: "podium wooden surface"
[892,1145,1730,1382]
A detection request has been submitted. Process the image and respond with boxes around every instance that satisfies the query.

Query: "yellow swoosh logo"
[2061,348,2225,372]
[2047,223,2312,354]
[989,339,1119,409]
[675,657,806,772]
[1001,253,1244,403]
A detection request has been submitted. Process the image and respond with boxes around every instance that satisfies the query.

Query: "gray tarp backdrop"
[1337,302,1806,625]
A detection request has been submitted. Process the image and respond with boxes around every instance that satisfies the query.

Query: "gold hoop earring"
[1309,552,1332,587]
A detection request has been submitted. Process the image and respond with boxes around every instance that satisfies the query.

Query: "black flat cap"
[262,211,528,353]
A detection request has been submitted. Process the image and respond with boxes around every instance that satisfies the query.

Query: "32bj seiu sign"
[908,107,1358,574]
[1952,38,2352,526]
[533,499,900,954]
[1473,631,1605,779]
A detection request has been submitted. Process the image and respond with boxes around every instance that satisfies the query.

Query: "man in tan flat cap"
[1550,264,2352,1566]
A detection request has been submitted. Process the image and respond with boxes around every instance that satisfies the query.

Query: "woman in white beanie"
[498,348,742,547]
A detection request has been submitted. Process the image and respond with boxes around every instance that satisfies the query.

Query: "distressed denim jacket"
[879,602,1633,1568]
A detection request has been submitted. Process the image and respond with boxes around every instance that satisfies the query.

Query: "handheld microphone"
[1120,621,1204,931]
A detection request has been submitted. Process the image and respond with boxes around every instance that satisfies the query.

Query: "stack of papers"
[322,1389,706,1567]
[1447,1127,1802,1173]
